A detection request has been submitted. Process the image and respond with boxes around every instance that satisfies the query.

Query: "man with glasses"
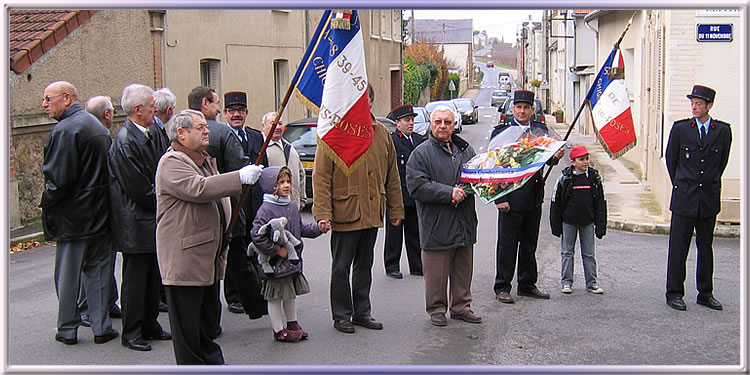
[216,91,268,319]
[41,81,118,346]
[155,109,262,364]
[109,84,171,351]
[260,111,307,210]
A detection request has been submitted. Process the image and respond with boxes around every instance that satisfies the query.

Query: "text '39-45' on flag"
[585,46,637,159]
[292,10,372,175]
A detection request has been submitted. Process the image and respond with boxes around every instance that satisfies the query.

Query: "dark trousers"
[224,236,267,317]
[121,253,164,341]
[494,207,542,294]
[666,213,717,301]
[330,228,377,321]
[165,283,224,365]
[384,206,422,274]
[224,268,240,305]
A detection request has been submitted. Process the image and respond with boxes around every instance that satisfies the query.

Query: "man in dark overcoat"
[492,90,564,304]
[383,105,425,279]
[109,84,171,351]
[665,85,732,311]
[41,81,118,345]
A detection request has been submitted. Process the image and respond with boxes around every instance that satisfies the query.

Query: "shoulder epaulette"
[675,118,692,123]
[713,119,731,127]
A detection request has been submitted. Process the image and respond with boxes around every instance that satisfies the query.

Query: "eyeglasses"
[189,124,208,132]
[42,93,65,103]
[225,107,246,114]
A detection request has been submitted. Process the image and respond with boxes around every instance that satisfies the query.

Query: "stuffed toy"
[247,217,301,276]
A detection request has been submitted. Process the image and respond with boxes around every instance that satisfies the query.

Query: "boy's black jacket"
[549,165,607,238]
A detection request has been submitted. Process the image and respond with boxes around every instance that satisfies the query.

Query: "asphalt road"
[6,87,742,370]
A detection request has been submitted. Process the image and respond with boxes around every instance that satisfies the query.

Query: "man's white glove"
[239,164,263,185]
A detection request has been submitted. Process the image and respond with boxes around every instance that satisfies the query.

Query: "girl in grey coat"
[251,166,324,342]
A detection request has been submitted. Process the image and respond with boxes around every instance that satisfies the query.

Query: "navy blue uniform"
[665,117,731,301]
[491,119,557,294]
[384,130,425,275]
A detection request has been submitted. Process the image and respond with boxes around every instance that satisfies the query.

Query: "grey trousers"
[422,246,474,316]
[55,236,113,338]
[560,222,598,288]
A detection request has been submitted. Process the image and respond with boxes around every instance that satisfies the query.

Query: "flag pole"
[542,11,636,183]
[223,82,296,244]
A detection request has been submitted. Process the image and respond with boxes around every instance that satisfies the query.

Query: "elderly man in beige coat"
[155,109,262,365]
[313,85,404,334]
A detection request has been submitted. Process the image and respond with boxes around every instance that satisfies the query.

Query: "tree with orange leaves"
[404,42,450,101]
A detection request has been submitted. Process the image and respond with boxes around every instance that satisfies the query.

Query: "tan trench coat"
[312,119,404,231]
[155,150,242,286]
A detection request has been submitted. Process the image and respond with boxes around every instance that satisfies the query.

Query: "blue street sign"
[696,24,733,42]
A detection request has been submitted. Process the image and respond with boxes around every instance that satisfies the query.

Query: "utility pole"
[410,10,414,43]
[442,22,446,51]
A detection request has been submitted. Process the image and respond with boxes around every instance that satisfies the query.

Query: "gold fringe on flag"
[330,10,352,30]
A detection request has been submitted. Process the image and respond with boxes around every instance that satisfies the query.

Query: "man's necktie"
[145,128,152,141]
[700,126,707,140]
[239,130,248,152]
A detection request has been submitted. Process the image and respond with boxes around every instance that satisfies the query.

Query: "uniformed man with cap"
[665,85,731,311]
[218,90,269,319]
[491,90,564,304]
[383,105,426,279]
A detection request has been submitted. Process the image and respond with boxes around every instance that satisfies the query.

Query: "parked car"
[283,117,317,201]
[486,61,494,68]
[284,116,398,202]
[424,100,462,133]
[376,116,397,133]
[490,89,510,107]
[412,106,431,136]
[498,97,546,125]
[451,98,479,124]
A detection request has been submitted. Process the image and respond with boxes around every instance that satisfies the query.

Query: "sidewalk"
[546,116,739,238]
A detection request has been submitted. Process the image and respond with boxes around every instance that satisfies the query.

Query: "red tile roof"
[9,10,97,74]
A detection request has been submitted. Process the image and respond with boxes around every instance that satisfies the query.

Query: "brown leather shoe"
[450,310,482,323]
[430,313,447,326]
[333,319,355,333]
[352,316,383,330]
[518,288,550,299]
[496,291,514,303]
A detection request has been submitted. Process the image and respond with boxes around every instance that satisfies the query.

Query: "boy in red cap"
[549,145,607,294]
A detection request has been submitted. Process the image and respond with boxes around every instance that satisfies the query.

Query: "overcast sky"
[410,10,543,45]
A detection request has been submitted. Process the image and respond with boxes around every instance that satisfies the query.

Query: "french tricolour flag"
[292,10,372,174]
[585,47,637,159]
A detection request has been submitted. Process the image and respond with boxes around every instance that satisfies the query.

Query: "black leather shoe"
[94,329,119,344]
[80,313,91,327]
[518,288,550,299]
[667,298,687,311]
[158,301,168,313]
[411,270,423,276]
[352,316,383,330]
[122,337,152,351]
[496,291,514,304]
[55,333,77,345]
[228,302,245,314]
[697,296,723,310]
[109,305,122,319]
[386,270,403,279]
[334,320,355,333]
[450,310,482,324]
[143,330,172,341]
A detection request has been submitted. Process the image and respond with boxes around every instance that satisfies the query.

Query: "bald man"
[41,81,119,345]
[85,96,115,129]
